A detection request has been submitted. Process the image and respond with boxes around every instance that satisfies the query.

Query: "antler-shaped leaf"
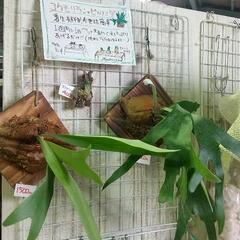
[39,138,101,240]
[189,115,240,233]
[53,135,178,190]
[47,142,102,185]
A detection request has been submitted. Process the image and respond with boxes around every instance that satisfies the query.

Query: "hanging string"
[30,27,39,107]
[145,27,152,76]
[143,1,153,77]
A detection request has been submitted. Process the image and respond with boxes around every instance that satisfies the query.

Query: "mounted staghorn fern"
[3,101,240,240]
[3,136,174,240]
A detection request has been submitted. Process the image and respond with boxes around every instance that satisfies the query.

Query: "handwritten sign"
[40,0,136,65]
[14,184,37,198]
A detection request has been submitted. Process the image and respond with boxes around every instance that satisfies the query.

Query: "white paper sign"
[14,184,37,198]
[40,0,136,65]
[137,155,151,165]
[58,83,75,98]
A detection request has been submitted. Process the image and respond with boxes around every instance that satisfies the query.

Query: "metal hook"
[170,14,179,31]
[213,35,230,96]
[111,237,116,240]
[124,234,128,239]
[206,11,215,21]
[233,19,240,28]
[78,236,84,240]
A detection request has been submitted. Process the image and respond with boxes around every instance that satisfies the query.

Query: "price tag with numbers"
[14,183,37,198]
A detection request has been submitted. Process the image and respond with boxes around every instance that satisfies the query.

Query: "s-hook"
[170,14,179,31]
[206,11,215,21]
[145,27,154,75]
[233,19,240,28]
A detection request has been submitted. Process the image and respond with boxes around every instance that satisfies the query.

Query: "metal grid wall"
[16,0,190,239]
[200,17,240,124]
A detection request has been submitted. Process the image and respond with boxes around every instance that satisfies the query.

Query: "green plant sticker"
[111,11,128,27]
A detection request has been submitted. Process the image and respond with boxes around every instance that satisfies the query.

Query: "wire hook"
[170,14,179,31]
[233,19,240,28]
[213,35,230,96]
[206,11,215,21]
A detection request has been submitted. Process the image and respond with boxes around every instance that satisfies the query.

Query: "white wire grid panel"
[200,19,240,124]
[15,0,190,239]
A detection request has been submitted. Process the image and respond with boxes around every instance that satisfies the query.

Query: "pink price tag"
[14,183,37,198]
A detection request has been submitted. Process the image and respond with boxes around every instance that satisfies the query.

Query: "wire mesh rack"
[15,0,190,239]
[200,14,240,126]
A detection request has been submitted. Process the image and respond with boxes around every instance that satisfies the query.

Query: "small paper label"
[58,84,75,99]
[14,184,37,198]
[137,155,151,165]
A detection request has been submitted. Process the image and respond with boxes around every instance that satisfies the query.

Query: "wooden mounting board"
[0,91,68,187]
[105,75,173,139]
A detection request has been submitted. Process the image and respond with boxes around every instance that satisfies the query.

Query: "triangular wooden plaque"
[0,91,68,187]
[105,75,173,139]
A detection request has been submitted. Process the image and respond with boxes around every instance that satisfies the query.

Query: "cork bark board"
[105,75,173,139]
[0,91,68,187]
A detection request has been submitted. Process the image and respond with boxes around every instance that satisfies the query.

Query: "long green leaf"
[39,138,101,240]
[191,115,225,232]
[159,166,179,203]
[55,135,177,156]
[103,155,139,189]
[174,203,191,240]
[177,167,188,204]
[3,166,54,240]
[189,184,217,240]
[190,149,220,183]
[47,142,102,185]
